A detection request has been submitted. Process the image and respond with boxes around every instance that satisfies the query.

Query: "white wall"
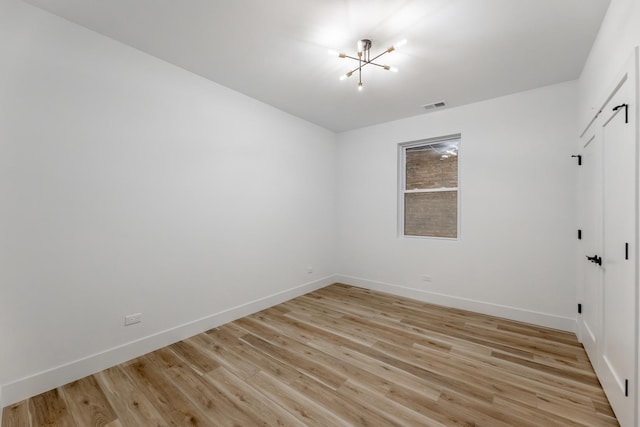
[336,81,578,331]
[579,0,640,130]
[0,0,337,406]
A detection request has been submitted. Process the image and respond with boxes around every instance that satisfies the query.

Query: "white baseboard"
[0,275,337,408]
[335,275,577,333]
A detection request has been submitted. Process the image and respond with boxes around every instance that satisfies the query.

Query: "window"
[399,135,460,238]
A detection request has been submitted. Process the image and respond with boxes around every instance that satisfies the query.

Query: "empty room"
[1,0,639,426]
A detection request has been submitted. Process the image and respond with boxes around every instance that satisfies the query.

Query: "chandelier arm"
[342,54,361,62]
[343,65,363,76]
[368,49,390,63]
[342,61,391,78]
[367,61,391,69]
[347,61,385,78]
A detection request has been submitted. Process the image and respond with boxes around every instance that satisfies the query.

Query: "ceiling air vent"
[422,100,447,111]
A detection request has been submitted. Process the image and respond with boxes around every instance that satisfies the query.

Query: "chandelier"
[329,38,406,91]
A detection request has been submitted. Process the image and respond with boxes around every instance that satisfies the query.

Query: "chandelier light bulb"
[387,39,408,53]
[358,82,363,92]
[339,71,353,81]
[328,49,338,56]
[357,40,364,54]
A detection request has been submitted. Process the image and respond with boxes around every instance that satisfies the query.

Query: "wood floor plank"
[337,378,447,427]
[123,353,212,426]
[305,338,442,402]
[240,332,347,390]
[283,310,498,403]
[435,341,612,408]
[491,350,602,387]
[61,375,118,427]
[168,339,220,376]
[535,393,619,426]
[150,347,260,427]
[197,328,262,380]
[216,318,437,426]
[3,283,619,426]
[94,366,168,427]
[212,330,405,427]
[28,388,76,427]
[492,395,586,427]
[235,316,351,390]
[1,400,31,427]
[245,371,347,426]
[204,366,303,426]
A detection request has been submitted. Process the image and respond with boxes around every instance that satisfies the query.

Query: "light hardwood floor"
[3,284,618,426]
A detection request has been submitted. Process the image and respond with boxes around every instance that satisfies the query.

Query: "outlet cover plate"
[124,313,142,326]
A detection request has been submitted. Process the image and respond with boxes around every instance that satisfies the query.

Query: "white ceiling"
[23,0,610,132]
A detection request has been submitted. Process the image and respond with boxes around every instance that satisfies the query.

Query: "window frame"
[398,134,461,240]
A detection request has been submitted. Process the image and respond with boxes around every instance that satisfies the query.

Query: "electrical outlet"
[421,275,432,282]
[124,313,142,326]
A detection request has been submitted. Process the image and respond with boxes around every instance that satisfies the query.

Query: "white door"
[578,50,638,427]
[579,133,603,365]
[600,76,636,427]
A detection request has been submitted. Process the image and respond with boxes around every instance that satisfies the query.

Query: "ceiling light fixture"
[330,38,406,92]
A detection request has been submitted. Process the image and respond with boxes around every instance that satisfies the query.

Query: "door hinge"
[571,155,582,165]
[625,379,629,397]
[578,303,582,314]
[613,103,629,124]
[578,229,582,240]
[625,243,629,260]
